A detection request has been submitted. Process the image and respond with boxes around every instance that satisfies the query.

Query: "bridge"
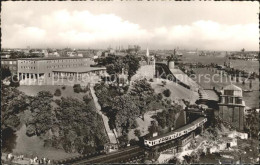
[54,117,207,164]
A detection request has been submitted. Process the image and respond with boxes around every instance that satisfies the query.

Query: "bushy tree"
[1,83,29,130]
[53,97,108,153]
[83,94,92,104]
[163,89,171,97]
[1,67,11,80]
[26,91,53,136]
[10,75,20,87]
[244,108,259,139]
[123,54,140,80]
[73,84,82,93]
[134,129,141,137]
[54,88,61,96]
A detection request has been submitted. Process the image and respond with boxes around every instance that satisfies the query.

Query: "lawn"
[18,85,87,101]
[151,78,199,105]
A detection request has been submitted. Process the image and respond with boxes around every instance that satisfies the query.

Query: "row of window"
[46,64,83,69]
[46,59,87,63]
[224,96,242,104]
[21,66,36,70]
[20,61,36,64]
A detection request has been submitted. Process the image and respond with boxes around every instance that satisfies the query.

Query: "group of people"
[29,156,51,164]
[4,153,51,165]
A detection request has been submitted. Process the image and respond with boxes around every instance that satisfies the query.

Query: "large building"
[218,84,245,131]
[17,57,96,85]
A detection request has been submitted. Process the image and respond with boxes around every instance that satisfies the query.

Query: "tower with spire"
[145,47,156,77]
[146,47,149,57]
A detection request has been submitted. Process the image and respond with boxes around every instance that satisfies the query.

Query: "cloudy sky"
[2,1,259,51]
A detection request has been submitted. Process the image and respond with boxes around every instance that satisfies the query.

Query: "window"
[225,97,228,104]
[229,97,233,104]
[224,90,234,96]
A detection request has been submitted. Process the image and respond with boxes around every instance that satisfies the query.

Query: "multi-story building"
[218,84,245,131]
[17,57,94,85]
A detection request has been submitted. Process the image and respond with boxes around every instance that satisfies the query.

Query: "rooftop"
[18,57,90,61]
[52,66,106,73]
[223,84,242,91]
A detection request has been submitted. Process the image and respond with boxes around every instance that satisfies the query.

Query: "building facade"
[17,57,94,85]
[218,84,245,131]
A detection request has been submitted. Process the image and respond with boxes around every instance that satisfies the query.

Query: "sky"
[2,1,259,51]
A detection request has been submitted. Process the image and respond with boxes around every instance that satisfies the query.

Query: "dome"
[223,84,242,91]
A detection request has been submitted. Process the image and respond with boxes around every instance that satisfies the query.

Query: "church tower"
[146,47,149,57]
[218,84,245,131]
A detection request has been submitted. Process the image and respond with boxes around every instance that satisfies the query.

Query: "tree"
[1,84,29,130]
[118,132,129,148]
[73,84,82,93]
[134,129,141,137]
[1,67,11,80]
[54,88,61,96]
[52,97,108,153]
[163,89,171,97]
[10,75,20,87]
[244,108,259,139]
[162,81,167,86]
[148,120,159,135]
[113,95,140,132]
[123,54,140,80]
[83,94,92,104]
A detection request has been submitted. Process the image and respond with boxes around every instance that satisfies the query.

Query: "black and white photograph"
[1,1,259,164]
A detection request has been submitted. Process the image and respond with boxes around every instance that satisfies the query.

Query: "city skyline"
[2,1,259,51]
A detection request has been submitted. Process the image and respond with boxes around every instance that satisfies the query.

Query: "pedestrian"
[29,158,33,165]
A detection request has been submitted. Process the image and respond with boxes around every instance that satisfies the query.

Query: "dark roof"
[18,57,90,61]
[52,67,106,73]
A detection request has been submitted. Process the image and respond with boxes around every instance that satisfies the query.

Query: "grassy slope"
[128,66,199,140]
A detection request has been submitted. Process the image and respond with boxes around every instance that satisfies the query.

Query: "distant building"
[42,50,49,57]
[218,84,245,131]
[67,51,77,57]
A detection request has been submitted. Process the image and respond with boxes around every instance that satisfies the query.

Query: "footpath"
[90,86,118,144]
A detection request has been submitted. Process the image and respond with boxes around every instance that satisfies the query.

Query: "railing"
[53,150,105,164]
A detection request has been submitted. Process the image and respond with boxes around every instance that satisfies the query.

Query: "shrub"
[149,78,154,82]
[83,94,92,104]
[73,84,82,93]
[54,99,61,106]
[163,89,171,97]
[61,86,66,90]
[134,129,141,137]
[54,88,61,96]
[162,81,167,86]
[157,93,163,100]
